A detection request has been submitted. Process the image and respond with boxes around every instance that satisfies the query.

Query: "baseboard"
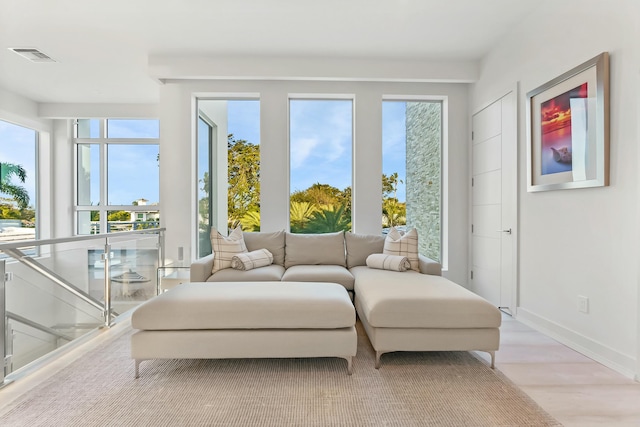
[516,308,637,380]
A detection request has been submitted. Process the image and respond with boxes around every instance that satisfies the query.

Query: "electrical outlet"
[578,295,589,313]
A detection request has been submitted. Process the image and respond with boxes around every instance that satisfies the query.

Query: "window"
[289,98,353,233]
[196,99,260,257]
[0,120,37,244]
[75,119,159,234]
[382,100,442,262]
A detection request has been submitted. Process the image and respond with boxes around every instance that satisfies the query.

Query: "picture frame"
[526,52,609,192]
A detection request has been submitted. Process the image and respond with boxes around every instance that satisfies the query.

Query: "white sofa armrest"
[418,254,442,276]
[190,254,215,282]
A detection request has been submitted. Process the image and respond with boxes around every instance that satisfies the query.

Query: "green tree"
[107,210,130,221]
[290,201,318,233]
[0,162,29,209]
[382,172,406,227]
[305,205,351,233]
[382,198,406,228]
[199,171,210,226]
[382,172,403,200]
[240,209,261,232]
[0,198,21,219]
[227,134,260,229]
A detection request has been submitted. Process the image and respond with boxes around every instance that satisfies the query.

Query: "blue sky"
[228,99,407,201]
[1,102,408,211]
[79,119,160,205]
[0,120,37,207]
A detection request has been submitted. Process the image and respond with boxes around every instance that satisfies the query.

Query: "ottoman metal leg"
[375,351,384,369]
[345,356,353,375]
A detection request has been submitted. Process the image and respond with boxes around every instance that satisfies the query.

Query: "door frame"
[469,82,519,314]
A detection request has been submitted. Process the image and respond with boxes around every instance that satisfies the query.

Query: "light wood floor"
[473,314,640,426]
[1,314,639,426]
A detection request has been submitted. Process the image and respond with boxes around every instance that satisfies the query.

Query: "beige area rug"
[0,324,560,427]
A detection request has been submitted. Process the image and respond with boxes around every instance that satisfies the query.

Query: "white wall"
[159,79,470,285]
[470,0,640,378]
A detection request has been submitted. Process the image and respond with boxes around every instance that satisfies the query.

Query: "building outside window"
[382,100,442,262]
[0,119,37,245]
[75,119,160,234]
[289,98,353,233]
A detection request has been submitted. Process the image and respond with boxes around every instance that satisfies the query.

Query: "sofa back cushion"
[344,232,385,268]
[284,231,346,268]
[243,230,286,267]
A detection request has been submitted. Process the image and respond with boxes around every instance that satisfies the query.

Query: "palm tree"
[240,210,261,232]
[289,201,318,233]
[305,205,351,233]
[0,162,29,209]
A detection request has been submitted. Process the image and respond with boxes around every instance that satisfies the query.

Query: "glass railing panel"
[4,263,103,373]
[103,234,159,314]
[0,228,165,380]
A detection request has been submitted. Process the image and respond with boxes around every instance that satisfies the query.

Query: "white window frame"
[73,119,160,234]
[382,95,448,270]
[287,94,355,232]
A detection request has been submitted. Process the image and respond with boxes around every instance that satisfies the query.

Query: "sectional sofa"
[187,230,501,368]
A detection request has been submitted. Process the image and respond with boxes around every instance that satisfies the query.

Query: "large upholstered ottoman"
[352,267,501,368]
[131,281,357,376]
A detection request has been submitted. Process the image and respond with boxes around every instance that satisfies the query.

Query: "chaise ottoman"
[131,281,357,377]
[352,267,501,369]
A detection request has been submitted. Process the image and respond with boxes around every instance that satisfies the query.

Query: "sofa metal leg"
[346,357,353,375]
[488,351,496,369]
[134,360,141,379]
[375,351,383,369]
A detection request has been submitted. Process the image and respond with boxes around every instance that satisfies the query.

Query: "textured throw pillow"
[210,226,248,274]
[383,227,419,272]
[366,253,411,272]
[231,248,274,271]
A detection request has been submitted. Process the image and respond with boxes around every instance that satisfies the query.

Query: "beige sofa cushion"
[209,264,285,282]
[284,231,346,268]
[345,232,385,268]
[282,265,355,290]
[352,266,501,329]
[244,230,286,267]
[132,282,355,330]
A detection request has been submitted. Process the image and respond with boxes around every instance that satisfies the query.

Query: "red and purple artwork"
[540,83,588,175]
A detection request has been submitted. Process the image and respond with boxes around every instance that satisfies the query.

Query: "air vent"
[9,48,56,63]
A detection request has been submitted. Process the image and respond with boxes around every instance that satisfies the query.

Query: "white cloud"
[290,137,320,169]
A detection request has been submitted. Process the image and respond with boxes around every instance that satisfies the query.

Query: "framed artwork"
[526,52,609,192]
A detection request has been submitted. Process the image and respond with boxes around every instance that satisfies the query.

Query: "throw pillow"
[383,227,419,272]
[210,226,248,274]
[366,253,411,272]
[231,248,274,271]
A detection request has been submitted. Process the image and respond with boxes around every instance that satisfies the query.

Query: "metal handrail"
[0,228,166,387]
[7,312,74,342]
[2,247,110,315]
[0,227,166,251]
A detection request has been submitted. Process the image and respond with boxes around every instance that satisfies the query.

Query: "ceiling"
[0,0,543,104]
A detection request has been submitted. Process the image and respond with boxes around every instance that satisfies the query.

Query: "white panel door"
[471,92,517,311]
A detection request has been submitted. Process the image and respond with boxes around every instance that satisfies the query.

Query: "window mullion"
[100,119,108,233]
